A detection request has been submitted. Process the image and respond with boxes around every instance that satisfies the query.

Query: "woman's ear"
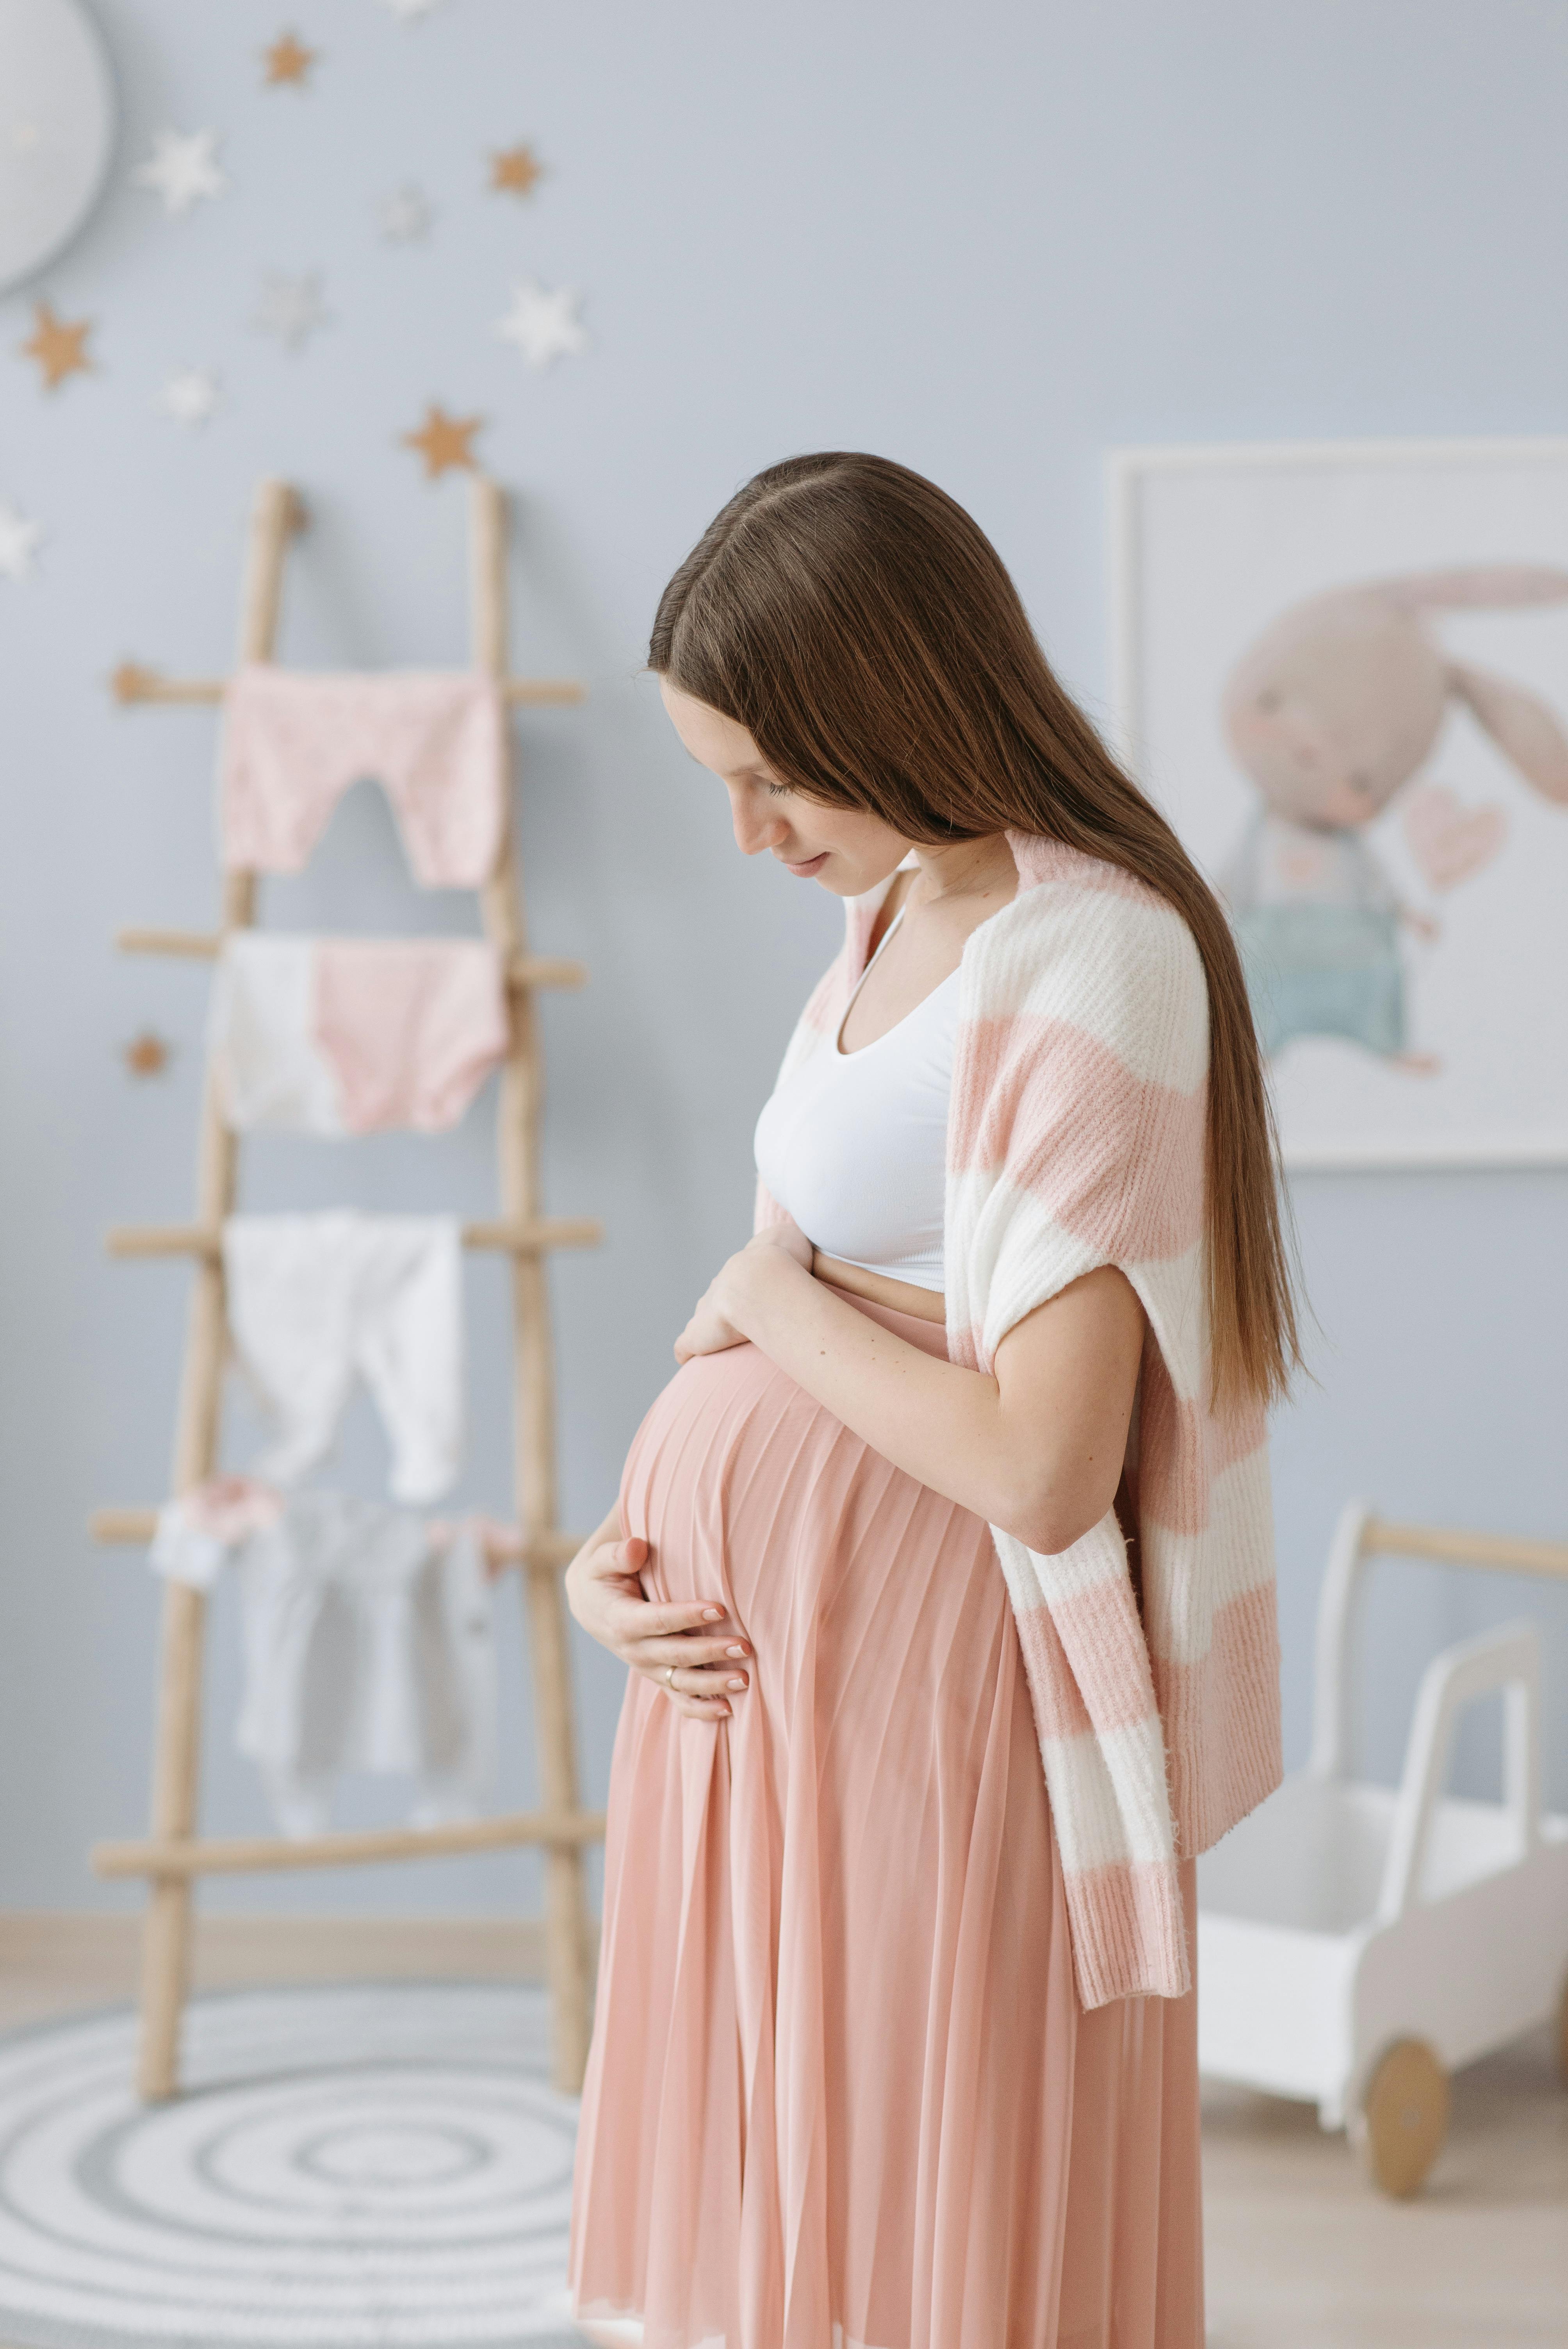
[1449,661,1568,804]
[1381,564,1568,611]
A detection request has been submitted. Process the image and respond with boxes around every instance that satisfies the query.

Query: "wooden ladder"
[91,473,603,2100]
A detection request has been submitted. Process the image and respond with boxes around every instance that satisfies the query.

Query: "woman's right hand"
[565,1516,751,1722]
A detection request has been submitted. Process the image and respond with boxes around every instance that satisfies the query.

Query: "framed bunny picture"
[1108,437,1568,1167]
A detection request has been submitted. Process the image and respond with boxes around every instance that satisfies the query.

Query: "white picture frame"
[1108,437,1568,1169]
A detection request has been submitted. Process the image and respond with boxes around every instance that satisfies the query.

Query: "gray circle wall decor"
[0,0,118,296]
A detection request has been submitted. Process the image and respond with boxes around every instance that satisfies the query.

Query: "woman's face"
[660,680,911,898]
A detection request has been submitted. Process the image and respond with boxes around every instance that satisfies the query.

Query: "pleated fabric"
[569,1290,1204,2349]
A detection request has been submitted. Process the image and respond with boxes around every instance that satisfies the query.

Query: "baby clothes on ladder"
[223,1212,463,1503]
[220,663,505,888]
[150,1488,496,1838]
[148,1475,283,1589]
[209,934,508,1135]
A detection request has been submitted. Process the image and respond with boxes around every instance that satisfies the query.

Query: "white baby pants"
[223,1212,463,1503]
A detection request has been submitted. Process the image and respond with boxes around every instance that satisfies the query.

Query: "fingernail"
[726,1643,747,1657]
[703,1608,722,1621]
[728,1675,747,1690]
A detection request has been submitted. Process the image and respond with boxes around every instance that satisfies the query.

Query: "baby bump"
[618,1331,1015,1716]
[618,1340,802,1629]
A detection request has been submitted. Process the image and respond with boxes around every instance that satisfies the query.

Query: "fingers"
[666,1691,732,1729]
[581,1536,648,1576]
[636,1597,736,1637]
[634,1631,750,1668]
[672,1308,745,1365]
[586,1538,642,1571]
[670,1689,734,1721]
[654,1657,750,1718]
[593,1596,746,1657]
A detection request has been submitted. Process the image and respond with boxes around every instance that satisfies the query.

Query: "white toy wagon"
[1197,1501,1568,2195]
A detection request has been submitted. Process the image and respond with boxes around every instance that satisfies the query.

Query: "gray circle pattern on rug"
[0,1982,591,2347]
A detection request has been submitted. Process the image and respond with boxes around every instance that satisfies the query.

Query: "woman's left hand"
[674,1221,813,1363]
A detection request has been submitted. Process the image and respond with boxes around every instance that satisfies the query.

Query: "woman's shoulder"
[973,835,1208,1084]
[1006,831,1195,934]
[994,832,1206,987]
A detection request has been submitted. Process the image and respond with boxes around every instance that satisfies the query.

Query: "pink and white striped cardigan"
[755,832,1282,2008]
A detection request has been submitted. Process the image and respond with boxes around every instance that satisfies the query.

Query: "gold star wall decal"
[122,1030,173,1078]
[490,143,543,197]
[20,300,94,390]
[400,402,485,478]
[110,661,159,703]
[263,31,317,86]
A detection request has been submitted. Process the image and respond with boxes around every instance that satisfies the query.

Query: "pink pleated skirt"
[569,1289,1204,2349]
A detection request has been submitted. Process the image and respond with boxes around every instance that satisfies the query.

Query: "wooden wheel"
[1360,2037,1450,2198]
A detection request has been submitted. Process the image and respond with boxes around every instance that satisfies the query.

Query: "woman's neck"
[906,832,1017,911]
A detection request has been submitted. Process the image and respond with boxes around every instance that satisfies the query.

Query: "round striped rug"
[0,1982,588,2347]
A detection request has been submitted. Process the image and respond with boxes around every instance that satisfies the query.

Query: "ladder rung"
[114,929,588,990]
[116,927,223,960]
[107,1215,601,1260]
[89,1508,581,1570]
[91,1508,160,1544]
[462,1217,601,1252]
[110,664,585,708]
[91,1807,607,1880]
[483,1527,582,1570]
[92,1513,582,1569]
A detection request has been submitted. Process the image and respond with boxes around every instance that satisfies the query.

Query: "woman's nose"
[729,788,788,857]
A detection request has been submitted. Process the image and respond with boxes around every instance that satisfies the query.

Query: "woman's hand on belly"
[674,1219,813,1363]
[565,1510,753,1722]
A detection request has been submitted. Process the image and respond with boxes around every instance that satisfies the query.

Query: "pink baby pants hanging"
[208,935,509,1134]
[219,663,506,887]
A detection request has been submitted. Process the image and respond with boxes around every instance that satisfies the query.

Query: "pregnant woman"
[567,453,1298,2349]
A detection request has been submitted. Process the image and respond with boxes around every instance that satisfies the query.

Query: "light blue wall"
[2,0,1564,1917]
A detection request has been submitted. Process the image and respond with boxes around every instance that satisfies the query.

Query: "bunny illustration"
[1220,565,1568,1067]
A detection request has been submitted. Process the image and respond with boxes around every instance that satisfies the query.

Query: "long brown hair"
[649,452,1302,1409]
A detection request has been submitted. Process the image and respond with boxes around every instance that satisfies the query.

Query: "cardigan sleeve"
[946,863,1217,2007]
[947,871,1211,1378]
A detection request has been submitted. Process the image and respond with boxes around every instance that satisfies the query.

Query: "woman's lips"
[782,851,829,879]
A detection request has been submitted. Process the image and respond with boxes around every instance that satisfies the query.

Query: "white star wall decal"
[133,128,228,218]
[496,279,586,371]
[254,272,330,352]
[159,367,223,428]
[378,183,434,242]
[0,500,45,582]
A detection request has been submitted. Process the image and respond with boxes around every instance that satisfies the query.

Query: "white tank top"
[752,909,956,1293]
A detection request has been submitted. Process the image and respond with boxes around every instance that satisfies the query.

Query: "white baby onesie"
[151,1489,496,1838]
[223,1212,463,1504]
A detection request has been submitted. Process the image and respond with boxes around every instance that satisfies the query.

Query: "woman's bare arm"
[683,1234,1144,1556]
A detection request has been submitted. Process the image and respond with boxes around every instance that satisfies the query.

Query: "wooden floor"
[2,1916,1564,2347]
[1202,2033,1568,2348]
